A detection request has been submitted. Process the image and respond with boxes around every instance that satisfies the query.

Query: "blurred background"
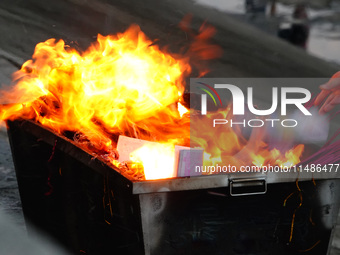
[195,0,340,64]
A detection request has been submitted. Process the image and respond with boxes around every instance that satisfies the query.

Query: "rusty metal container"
[6,119,340,255]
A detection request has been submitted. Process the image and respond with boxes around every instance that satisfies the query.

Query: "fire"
[130,143,176,180]
[177,102,189,118]
[190,108,304,172]
[0,23,304,180]
[0,24,191,150]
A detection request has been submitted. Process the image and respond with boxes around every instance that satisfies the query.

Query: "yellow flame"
[130,143,176,180]
[177,102,189,118]
[0,23,304,180]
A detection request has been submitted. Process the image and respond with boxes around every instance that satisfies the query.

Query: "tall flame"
[0,23,304,180]
[0,25,191,151]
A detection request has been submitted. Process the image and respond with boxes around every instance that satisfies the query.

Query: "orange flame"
[0,25,192,150]
[191,108,304,173]
[0,23,303,180]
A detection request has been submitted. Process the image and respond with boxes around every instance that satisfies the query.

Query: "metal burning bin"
[6,119,340,255]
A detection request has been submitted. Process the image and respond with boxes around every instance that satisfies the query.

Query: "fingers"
[314,89,331,106]
[331,71,340,79]
[320,77,340,90]
[314,71,340,113]
[319,93,336,113]
[319,92,340,114]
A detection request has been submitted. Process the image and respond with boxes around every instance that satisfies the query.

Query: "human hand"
[314,71,340,114]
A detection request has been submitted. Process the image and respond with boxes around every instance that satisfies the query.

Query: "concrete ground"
[0,0,339,254]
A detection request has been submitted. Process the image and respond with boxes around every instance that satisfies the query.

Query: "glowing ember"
[0,23,304,180]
